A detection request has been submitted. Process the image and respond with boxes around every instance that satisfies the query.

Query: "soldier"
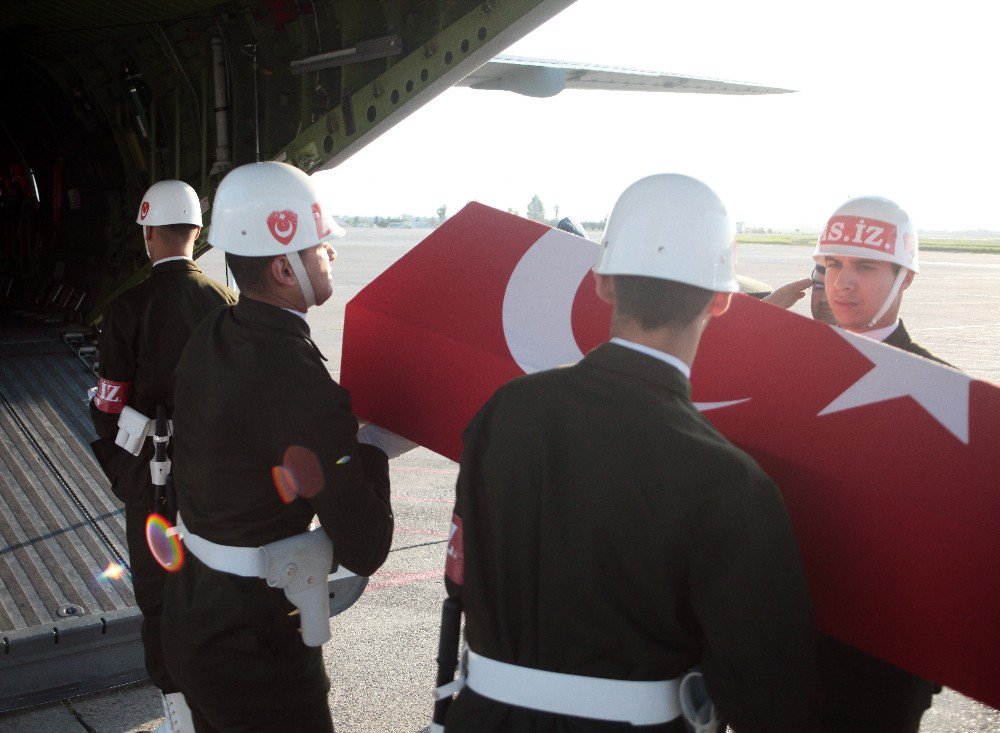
[161,162,411,732]
[809,264,836,325]
[813,195,945,732]
[89,179,236,732]
[435,174,820,732]
[762,264,837,324]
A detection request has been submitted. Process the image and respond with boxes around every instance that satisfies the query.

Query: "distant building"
[736,221,745,233]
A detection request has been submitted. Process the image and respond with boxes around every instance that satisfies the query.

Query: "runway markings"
[368,570,442,591]
[395,527,449,538]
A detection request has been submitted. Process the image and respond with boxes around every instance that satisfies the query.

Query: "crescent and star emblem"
[140,201,150,220]
[267,209,298,245]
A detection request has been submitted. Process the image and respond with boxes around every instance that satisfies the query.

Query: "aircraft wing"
[458,54,794,97]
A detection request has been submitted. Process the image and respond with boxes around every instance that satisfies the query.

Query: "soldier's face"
[809,278,836,325]
[824,256,901,331]
[304,241,337,306]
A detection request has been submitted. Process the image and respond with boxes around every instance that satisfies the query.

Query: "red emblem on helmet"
[140,201,150,220]
[267,210,298,245]
[312,202,331,239]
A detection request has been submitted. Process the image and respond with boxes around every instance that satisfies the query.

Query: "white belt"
[464,649,681,726]
[175,514,352,646]
[176,514,266,577]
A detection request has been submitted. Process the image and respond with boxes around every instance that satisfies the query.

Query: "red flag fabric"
[342,202,608,460]
[341,202,1000,709]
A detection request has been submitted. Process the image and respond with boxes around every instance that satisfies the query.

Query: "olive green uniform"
[89,258,235,693]
[162,296,393,733]
[445,342,821,732]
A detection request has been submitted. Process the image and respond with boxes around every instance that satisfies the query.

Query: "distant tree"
[527,195,546,222]
[437,204,447,224]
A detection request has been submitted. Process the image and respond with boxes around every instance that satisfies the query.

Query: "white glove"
[357,423,418,459]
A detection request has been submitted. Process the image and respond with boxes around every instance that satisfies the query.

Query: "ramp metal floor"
[0,324,145,712]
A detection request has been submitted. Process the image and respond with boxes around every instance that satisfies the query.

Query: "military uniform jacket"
[161,296,392,724]
[169,294,392,568]
[89,258,236,496]
[884,320,951,366]
[445,342,820,733]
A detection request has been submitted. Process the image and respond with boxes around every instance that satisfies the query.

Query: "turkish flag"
[342,202,608,460]
[341,202,1000,708]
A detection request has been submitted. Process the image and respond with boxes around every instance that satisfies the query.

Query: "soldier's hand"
[762,277,812,309]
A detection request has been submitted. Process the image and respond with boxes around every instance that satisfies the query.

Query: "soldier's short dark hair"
[225,252,272,292]
[612,274,715,329]
[154,223,200,247]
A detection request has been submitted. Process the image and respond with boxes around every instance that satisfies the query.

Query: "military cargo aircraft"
[0,0,789,712]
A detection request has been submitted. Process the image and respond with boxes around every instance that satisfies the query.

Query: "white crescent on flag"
[502,228,595,374]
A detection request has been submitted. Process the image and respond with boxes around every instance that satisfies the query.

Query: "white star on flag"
[819,329,972,444]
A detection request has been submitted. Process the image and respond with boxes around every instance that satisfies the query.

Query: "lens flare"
[98,562,126,581]
[145,513,184,572]
[272,446,326,503]
[272,464,299,504]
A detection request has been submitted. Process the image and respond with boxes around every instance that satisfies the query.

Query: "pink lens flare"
[145,513,184,572]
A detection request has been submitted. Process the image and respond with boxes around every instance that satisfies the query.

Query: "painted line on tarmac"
[396,527,449,539]
[922,260,1000,269]
[368,570,442,592]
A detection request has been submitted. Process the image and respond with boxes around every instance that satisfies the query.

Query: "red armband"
[93,378,132,414]
[445,513,464,586]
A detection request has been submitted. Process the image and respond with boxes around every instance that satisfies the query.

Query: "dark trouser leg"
[123,481,177,694]
[162,557,334,732]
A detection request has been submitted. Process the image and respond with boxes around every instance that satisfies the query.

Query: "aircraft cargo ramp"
[0,325,144,712]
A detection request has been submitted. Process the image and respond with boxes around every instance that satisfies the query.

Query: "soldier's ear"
[269,255,297,287]
[900,269,916,292]
[706,291,732,318]
[594,272,615,305]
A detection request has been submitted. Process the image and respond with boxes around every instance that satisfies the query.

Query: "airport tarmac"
[2,228,997,732]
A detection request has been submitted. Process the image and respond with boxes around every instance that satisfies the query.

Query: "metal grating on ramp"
[0,327,144,711]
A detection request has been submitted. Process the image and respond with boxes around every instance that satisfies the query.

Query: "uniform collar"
[881,320,912,349]
[583,342,692,400]
[152,255,194,266]
[854,319,900,343]
[609,337,690,379]
[151,258,200,274]
[234,295,311,337]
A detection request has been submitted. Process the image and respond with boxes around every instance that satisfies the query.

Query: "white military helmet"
[209,162,345,307]
[594,174,737,292]
[813,195,918,328]
[136,180,202,227]
[812,195,919,273]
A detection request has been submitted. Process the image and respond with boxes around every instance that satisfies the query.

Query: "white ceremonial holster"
[176,514,335,646]
[262,529,335,647]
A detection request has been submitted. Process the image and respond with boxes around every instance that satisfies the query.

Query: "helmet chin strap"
[286,249,316,309]
[866,266,908,329]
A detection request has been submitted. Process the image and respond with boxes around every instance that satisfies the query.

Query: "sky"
[314,0,999,233]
